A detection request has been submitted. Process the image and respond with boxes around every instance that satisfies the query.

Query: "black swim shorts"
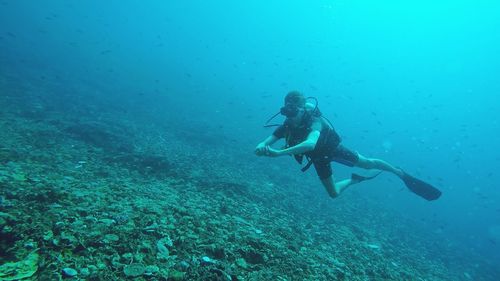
[312,144,359,179]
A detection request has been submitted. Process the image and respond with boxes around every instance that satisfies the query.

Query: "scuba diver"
[255,91,441,201]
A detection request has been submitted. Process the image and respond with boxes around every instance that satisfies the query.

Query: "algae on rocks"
[156,236,173,260]
[0,250,39,280]
[123,263,146,277]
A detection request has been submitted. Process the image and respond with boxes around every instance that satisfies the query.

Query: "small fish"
[100,49,112,55]
[366,244,380,249]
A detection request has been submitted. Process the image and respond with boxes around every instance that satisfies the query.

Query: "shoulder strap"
[301,156,314,172]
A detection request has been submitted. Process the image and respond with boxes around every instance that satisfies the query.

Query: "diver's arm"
[255,135,279,156]
[267,130,320,157]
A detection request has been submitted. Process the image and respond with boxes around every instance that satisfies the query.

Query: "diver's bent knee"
[328,191,339,199]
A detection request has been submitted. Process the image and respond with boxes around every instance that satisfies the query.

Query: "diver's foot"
[351,171,383,184]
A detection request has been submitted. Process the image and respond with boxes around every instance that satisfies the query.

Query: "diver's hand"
[254,143,267,156]
[264,146,282,157]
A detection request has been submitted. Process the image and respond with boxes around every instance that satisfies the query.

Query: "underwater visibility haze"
[1,0,499,280]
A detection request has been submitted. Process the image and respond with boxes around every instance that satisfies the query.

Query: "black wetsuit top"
[273,112,359,179]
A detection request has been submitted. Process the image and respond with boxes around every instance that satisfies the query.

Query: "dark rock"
[207,246,226,259]
[103,153,174,178]
[0,148,21,164]
[64,123,132,153]
[175,261,190,271]
[242,250,266,264]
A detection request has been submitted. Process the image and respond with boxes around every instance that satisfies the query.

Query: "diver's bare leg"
[356,154,404,177]
[321,176,357,198]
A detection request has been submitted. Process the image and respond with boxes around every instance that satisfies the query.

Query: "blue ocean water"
[1,0,499,280]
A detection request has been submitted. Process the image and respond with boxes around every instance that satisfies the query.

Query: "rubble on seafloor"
[0,74,495,280]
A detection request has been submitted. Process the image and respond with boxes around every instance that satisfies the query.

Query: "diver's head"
[281,91,306,124]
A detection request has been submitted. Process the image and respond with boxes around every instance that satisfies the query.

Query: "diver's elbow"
[305,142,316,151]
